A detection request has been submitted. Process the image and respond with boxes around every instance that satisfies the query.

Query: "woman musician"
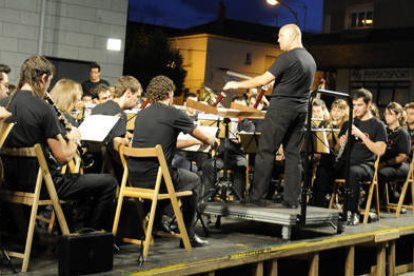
[312,99,349,207]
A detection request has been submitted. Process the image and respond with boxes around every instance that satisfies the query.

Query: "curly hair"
[146,75,176,103]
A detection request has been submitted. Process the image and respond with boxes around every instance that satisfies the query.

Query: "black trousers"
[378,162,409,201]
[250,99,307,205]
[336,162,374,212]
[54,173,117,231]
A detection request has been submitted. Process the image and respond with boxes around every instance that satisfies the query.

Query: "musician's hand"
[0,106,11,120]
[67,127,81,142]
[223,81,239,91]
[208,137,219,151]
[351,124,365,140]
[275,154,285,161]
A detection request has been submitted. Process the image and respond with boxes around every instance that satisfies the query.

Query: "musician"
[1,55,117,231]
[81,62,110,100]
[94,83,112,104]
[91,75,141,181]
[404,102,414,154]
[335,88,386,225]
[128,75,217,247]
[50,79,83,127]
[312,99,349,207]
[378,102,410,203]
[0,64,11,99]
[223,24,316,208]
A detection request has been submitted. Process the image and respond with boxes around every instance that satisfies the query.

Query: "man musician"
[222,24,316,208]
[335,88,387,225]
[1,55,117,231]
[127,75,217,247]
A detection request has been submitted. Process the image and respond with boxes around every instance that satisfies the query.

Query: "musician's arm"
[177,139,202,149]
[190,126,218,149]
[47,134,77,164]
[223,72,275,90]
[361,137,386,157]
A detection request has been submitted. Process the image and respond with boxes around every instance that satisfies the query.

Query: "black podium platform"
[200,202,341,240]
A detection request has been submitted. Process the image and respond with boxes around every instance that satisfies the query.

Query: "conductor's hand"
[223,81,239,91]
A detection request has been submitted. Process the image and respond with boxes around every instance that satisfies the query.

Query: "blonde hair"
[331,99,349,126]
[50,79,82,113]
[112,75,142,98]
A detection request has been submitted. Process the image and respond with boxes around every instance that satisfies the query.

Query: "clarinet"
[335,129,348,162]
[43,92,88,168]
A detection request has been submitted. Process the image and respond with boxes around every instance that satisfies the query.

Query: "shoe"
[281,201,299,209]
[180,234,209,248]
[346,212,360,226]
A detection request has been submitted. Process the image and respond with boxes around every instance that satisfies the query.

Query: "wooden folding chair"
[385,153,414,218]
[112,144,192,257]
[329,156,380,224]
[0,144,70,272]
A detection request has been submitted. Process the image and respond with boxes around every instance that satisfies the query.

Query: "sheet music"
[78,115,120,142]
[177,126,218,152]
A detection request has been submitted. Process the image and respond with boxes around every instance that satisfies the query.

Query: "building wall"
[170,34,280,94]
[0,0,128,84]
[323,0,414,33]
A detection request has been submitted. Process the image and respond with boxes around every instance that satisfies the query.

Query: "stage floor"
[2,210,414,275]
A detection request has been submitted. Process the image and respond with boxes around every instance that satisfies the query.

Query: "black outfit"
[81,79,110,99]
[91,100,127,182]
[250,48,316,206]
[1,91,117,231]
[378,127,410,200]
[127,103,200,238]
[406,125,414,160]
[201,119,255,199]
[336,117,387,212]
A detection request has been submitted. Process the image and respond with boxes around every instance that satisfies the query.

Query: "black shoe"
[180,234,209,248]
[281,201,298,209]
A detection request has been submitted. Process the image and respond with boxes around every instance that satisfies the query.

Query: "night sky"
[128,0,324,33]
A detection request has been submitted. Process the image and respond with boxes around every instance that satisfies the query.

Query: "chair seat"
[122,187,192,200]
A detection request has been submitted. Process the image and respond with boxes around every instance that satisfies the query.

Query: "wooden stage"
[2,210,414,275]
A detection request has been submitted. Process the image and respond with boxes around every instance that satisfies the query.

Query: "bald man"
[223,24,316,208]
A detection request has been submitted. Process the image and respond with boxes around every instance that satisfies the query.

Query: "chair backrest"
[0,122,14,149]
[119,144,175,193]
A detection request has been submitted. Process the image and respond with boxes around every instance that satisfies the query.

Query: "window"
[346,3,374,30]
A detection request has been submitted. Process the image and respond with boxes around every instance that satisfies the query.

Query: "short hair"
[352,88,372,104]
[92,84,109,98]
[185,92,197,100]
[405,102,414,110]
[232,95,247,104]
[0,64,11,74]
[112,75,142,98]
[146,75,176,103]
[50,79,82,113]
[89,62,101,72]
[17,55,55,98]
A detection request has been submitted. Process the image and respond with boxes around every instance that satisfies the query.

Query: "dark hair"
[352,88,372,104]
[0,64,11,74]
[90,62,101,72]
[92,84,109,98]
[146,75,175,103]
[185,92,197,100]
[16,55,55,98]
[232,95,247,103]
[386,101,404,125]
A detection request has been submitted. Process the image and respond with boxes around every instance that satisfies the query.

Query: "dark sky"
[128,0,324,33]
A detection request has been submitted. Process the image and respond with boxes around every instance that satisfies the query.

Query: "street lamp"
[266,0,299,26]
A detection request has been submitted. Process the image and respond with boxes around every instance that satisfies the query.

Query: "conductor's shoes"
[180,234,209,248]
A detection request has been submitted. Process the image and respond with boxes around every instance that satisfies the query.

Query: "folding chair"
[112,144,192,258]
[0,144,70,272]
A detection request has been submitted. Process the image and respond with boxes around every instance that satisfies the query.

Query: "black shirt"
[128,103,196,186]
[81,79,110,99]
[267,48,316,100]
[0,91,62,191]
[339,117,387,166]
[382,126,411,164]
[91,100,127,142]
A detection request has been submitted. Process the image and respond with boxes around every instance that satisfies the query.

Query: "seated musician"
[201,96,255,200]
[404,102,414,155]
[50,79,83,127]
[312,99,349,207]
[127,75,217,247]
[335,88,386,225]
[0,55,117,231]
[91,75,141,182]
[378,102,410,203]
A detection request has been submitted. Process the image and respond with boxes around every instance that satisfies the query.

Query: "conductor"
[223,24,316,208]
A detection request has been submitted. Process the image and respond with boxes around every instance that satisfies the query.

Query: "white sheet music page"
[78,115,120,142]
